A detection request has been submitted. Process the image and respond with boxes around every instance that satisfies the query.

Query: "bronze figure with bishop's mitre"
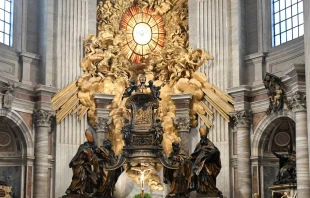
[65,128,98,196]
[164,142,191,198]
[190,125,223,197]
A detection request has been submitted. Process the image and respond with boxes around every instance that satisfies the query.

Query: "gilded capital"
[174,116,191,132]
[232,110,252,127]
[290,92,307,112]
[33,110,55,127]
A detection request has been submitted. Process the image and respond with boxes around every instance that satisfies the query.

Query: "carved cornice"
[232,110,252,127]
[290,92,306,112]
[96,117,111,132]
[33,109,55,127]
[174,116,190,132]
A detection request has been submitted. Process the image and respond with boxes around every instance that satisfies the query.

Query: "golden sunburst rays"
[51,80,90,123]
[202,86,234,123]
[121,5,165,63]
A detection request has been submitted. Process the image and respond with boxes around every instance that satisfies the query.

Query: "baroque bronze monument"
[53,0,233,197]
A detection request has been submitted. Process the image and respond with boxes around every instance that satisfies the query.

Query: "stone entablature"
[228,63,305,132]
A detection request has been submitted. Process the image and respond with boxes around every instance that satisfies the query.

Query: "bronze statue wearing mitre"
[65,128,98,196]
[164,142,191,198]
[190,125,223,197]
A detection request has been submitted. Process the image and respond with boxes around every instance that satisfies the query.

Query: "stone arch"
[0,108,34,157]
[252,109,295,157]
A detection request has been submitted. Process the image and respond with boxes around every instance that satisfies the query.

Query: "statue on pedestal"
[93,139,123,197]
[273,150,296,184]
[163,142,191,198]
[190,125,223,197]
[65,129,98,196]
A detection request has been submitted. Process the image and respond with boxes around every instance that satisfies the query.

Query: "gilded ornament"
[52,0,235,191]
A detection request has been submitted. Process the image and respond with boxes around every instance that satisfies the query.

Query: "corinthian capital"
[96,117,111,132]
[174,116,190,132]
[232,110,252,127]
[33,110,55,127]
[290,92,306,112]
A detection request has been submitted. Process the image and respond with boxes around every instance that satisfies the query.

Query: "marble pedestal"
[268,183,297,198]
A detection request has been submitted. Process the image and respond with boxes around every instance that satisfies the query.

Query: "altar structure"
[1,0,310,198]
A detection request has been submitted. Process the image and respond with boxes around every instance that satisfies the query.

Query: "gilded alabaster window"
[0,0,13,46]
[121,6,165,63]
[272,0,304,47]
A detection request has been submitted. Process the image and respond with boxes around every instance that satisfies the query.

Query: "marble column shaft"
[171,94,192,155]
[292,92,310,198]
[94,94,114,147]
[33,110,54,198]
[233,110,252,198]
[304,0,310,181]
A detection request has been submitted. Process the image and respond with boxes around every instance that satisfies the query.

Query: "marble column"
[33,109,54,198]
[303,0,310,178]
[233,110,252,198]
[94,94,114,147]
[171,94,192,154]
[291,92,310,198]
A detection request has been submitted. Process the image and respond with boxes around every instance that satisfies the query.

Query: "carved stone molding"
[96,117,111,132]
[3,81,20,110]
[174,116,190,132]
[33,110,55,127]
[290,92,306,112]
[232,110,252,127]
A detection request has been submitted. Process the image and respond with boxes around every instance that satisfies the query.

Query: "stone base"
[268,183,297,198]
[62,194,89,198]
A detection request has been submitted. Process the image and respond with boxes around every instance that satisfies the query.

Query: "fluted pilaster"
[33,109,54,198]
[291,92,310,198]
[233,110,252,198]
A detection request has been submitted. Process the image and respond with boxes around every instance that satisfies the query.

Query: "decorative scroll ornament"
[33,110,55,127]
[263,73,292,115]
[232,110,252,127]
[3,81,20,110]
[174,116,190,132]
[290,91,306,112]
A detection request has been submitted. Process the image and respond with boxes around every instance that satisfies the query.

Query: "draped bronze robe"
[164,149,191,197]
[66,142,96,195]
[93,146,122,197]
[190,138,222,197]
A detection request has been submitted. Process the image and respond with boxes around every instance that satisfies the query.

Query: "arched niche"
[0,108,34,198]
[251,110,296,198]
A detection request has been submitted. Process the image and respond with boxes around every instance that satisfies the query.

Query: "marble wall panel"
[263,166,278,198]
[0,166,21,198]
